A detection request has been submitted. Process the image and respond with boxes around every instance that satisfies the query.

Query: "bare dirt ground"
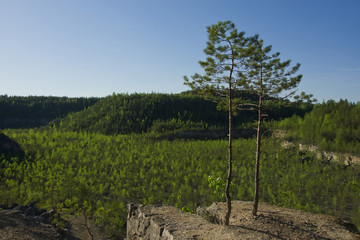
[197,201,360,240]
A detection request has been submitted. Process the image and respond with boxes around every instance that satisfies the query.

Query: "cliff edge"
[127,201,360,240]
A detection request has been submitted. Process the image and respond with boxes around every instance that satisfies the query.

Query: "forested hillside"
[0,93,311,134]
[0,95,99,128]
[277,99,360,154]
[56,92,311,135]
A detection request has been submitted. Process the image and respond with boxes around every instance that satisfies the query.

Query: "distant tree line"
[0,93,311,133]
[0,95,99,129]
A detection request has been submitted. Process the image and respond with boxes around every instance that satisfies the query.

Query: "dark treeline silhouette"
[0,95,99,129]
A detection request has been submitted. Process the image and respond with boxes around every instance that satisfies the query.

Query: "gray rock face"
[126,203,219,240]
[127,204,175,240]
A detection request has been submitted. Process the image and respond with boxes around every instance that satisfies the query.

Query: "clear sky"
[1,0,359,102]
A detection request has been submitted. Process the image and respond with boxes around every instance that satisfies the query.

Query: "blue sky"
[1,0,359,102]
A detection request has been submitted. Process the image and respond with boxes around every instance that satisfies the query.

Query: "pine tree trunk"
[252,103,262,217]
[225,76,233,226]
[253,88,263,217]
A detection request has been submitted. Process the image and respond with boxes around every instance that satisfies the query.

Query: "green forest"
[0,93,310,134]
[277,99,360,154]
[0,95,99,128]
[0,93,360,238]
[55,92,313,135]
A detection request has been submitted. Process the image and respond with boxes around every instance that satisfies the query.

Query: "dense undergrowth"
[1,128,359,238]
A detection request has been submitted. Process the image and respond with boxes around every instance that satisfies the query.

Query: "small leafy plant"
[208,175,234,201]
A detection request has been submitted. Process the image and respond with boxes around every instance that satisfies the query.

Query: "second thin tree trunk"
[225,79,233,226]
[252,94,262,217]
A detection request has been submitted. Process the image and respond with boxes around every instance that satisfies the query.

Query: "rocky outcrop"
[281,140,360,165]
[297,143,360,165]
[127,201,360,240]
[126,203,227,240]
[126,204,206,240]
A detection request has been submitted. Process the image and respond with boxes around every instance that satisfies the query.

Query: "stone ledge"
[126,203,219,240]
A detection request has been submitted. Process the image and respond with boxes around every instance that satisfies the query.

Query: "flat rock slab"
[127,201,360,240]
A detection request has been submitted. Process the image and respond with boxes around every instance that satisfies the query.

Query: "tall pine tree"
[239,37,302,216]
[184,20,251,225]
